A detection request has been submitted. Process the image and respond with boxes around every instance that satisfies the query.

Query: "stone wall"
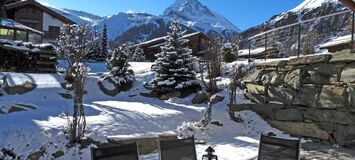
[236,49,355,148]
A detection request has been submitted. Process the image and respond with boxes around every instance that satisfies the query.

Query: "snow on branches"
[129,45,146,62]
[57,24,97,143]
[151,21,198,93]
[104,45,135,86]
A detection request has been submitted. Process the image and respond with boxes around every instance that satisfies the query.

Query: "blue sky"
[39,0,304,31]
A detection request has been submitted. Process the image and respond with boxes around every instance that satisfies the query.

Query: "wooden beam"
[339,0,355,12]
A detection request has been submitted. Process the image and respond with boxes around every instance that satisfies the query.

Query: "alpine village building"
[1,0,74,43]
[132,32,209,61]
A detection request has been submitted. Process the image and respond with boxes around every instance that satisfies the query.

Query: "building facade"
[133,32,209,61]
[5,0,74,43]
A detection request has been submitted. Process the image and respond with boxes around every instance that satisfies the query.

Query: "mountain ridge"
[47,0,240,44]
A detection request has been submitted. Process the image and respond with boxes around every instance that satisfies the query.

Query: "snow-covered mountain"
[94,13,164,41]
[163,0,240,35]
[51,0,240,44]
[240,0,348,49]
[50,8,102,25]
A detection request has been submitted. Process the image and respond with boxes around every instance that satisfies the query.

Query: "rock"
[330,49,355,63]
[302,63,339,84]
[348,86,355,110]
[288,54,332,65]
[340,63,355,83]
[52,151,64,159]
[261,71,284,85]
[304,109,355,125]
[28,150,44,160]
[97,78,133,97]
[268,87,296,105]
[242,69,265,84]
[8,106,26,113]
[58,92,73,99]
[211,121,223,126]
[284,69,302,89]
[244,92,269,104]
[317,85,347,109]
[140,92,160,98]
[267,120,329,140]
[192,91,209,104]
[210,94,225,104]
[160,91,182,100]
[317,122,335,133]
[245,83,266,95]
[97,79,119,97]
[263,67,278,71]
[178,84,202,98]
[229,103,286,120]
[292,85,321,107]
[275,108,303,121]
[3,81,37,95]
[256,60,288,67]
[334,125,355,146]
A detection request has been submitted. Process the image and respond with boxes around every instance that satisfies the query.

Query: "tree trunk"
[70,83,86,143]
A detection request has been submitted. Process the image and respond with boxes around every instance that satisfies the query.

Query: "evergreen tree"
[222,43,236,63]
[86,29,101,61]
[105,45,134,85]
[130,45,146,62]
[152,22,197,93]
[121,44,131,58]
[100,24,108,60]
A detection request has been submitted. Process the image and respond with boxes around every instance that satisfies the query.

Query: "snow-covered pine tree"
[152,21,197,93]
[86,29,101,61]
[222,43,236,63]
[121,44,131,59]
[100,24,108,59]
[130,45,146,62]
[105,45,134,86]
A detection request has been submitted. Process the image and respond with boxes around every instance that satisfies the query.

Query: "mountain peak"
[163,0,239,33]
[290,0,339,13]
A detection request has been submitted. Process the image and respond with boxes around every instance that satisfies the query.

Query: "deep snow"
[0,62,292,160]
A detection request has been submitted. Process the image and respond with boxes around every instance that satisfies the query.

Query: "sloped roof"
[5,0,75,24]
[132,32,208,49]
[339,0,355,11]
[0,18,43,35]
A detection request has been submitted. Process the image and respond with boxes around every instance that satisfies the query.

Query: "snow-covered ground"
[0,62,291,160]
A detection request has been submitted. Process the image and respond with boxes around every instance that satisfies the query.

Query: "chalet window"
[0,28,14,40]
[16,30,27,41]
[48,26,60,33]
[46,26,61,39]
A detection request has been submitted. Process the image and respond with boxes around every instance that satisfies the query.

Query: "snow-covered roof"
[0,19,43,35]
[238,47,266,56]
[320,34,351,48]
[0,38,56,52]
[132,31,206,48]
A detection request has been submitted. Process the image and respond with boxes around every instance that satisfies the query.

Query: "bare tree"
[200,37,223,94]
[229,63,255,104]
[57,24,96,143]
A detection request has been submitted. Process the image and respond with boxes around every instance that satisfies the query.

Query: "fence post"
[265,33,267,61]
[352,11,354,50]
[248,40,251,64]
[297,24,301,57]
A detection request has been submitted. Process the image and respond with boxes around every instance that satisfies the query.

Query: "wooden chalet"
[338,0,355,11]
[5,0,75,43]
[132,32,209,61]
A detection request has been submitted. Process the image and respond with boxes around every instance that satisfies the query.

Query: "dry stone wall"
[239,49,355,148]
